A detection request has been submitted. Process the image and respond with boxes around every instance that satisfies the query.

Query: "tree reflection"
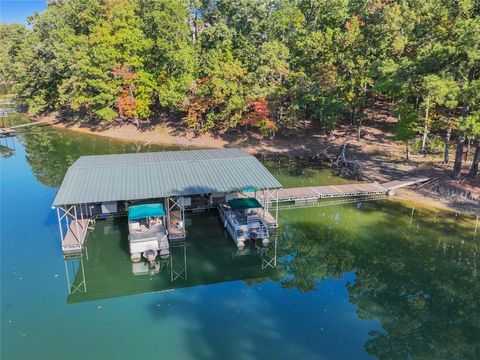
[278,204,480,359]
[18,126,182,188]
[19,128,77,187]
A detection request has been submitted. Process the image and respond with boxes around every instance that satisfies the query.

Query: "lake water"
[1,125,479,360]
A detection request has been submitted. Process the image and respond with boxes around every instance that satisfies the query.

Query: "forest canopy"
[0,0,479,174]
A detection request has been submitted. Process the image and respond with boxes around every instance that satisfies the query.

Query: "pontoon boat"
[128,203,169,262]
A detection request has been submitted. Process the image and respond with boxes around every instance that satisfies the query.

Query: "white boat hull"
[129,232,169,261]
[218,203,268,250]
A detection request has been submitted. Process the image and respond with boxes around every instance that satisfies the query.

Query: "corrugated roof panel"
[52,148,282,206]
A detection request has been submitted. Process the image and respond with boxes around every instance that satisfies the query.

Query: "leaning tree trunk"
[421,106,429,154]
[468,140,479,179]
[452,134,465,179]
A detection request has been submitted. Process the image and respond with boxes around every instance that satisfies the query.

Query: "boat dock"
[0,120,50,137]
[52,149,282,254]
[52,148,431,255]
[260,177,431,205]
[62,219,91,253]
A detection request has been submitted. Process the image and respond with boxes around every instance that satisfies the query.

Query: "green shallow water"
[1,126,479,360]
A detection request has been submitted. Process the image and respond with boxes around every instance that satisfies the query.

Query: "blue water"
[1,130,478,360]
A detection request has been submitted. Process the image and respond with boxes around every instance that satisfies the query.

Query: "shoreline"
[41,113,301,156]
[394,189,479,217]
[35,114,480,217]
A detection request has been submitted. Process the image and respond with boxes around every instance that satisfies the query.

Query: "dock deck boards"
[261,178,431,204]
[1,121,50,138]
[168,210,187,239]
[256,209,277,231]
[62,219,90,253]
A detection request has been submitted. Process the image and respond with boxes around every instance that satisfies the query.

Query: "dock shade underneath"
[128,203,165,220]
[227,198,263,210]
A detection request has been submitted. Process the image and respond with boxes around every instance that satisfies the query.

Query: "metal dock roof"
[53,149,282,206]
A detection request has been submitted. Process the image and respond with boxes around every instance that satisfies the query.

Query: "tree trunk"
[465,138,471,162]
[452,134,465,179]
[468,140,479,179]
[421,106,429,154]
[444,127,451,164]
[405,139,410,161]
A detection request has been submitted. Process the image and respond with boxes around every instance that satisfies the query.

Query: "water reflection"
[3,116,479,359]
[64,213,278,304]
[0,136,16,158]
[277,201,480,359]
[16,125,187,187]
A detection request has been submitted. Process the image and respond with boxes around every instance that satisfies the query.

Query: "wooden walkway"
[1,121,50,137]
[278,195,386,210]
[62,219,90,254]
[262,177,431,204]
[168,210,187,240]
[0,127,16,137]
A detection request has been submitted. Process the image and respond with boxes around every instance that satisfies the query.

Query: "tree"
[448,8,480,178]
[3,0,479,147]
[140,0,197,109]
[418,75,459,154]
[394,104,420,160]
[0,24,28,83]
[243,99,277,137]
[459,111,480,179]
[183,48,248,133]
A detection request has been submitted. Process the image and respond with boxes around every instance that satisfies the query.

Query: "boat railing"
[259,223,269,239]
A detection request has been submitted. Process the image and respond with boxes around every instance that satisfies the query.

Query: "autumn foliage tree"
[243,99,277,137]
[2,0,479,178]
[113,65,137,119]
[183,49,248,134]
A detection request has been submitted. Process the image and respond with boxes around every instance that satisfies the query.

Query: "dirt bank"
[37,110,479,216]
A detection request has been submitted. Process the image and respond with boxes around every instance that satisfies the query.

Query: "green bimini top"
[128,203,165,220]
[227,198,263,210]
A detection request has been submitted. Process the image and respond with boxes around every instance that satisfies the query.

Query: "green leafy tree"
[0,24,28,83]
[394,104,420,160]
[140,0,197,109]
[183,48,248,133]
[419,75,459,154]
[459,111,480,179]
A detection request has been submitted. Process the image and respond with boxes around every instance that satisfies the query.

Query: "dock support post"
[64,260,71,295]
[275,188,279,222]
[63,253,87,295]
[262,236,277,269]
[167,197,186,239]
[170,241,187,281]
[266,188,269,212]
[74,205,80,244]
[274,235,277,267]
[56,207,64,245]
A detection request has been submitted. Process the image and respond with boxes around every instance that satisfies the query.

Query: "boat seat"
[130,222,140,231]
